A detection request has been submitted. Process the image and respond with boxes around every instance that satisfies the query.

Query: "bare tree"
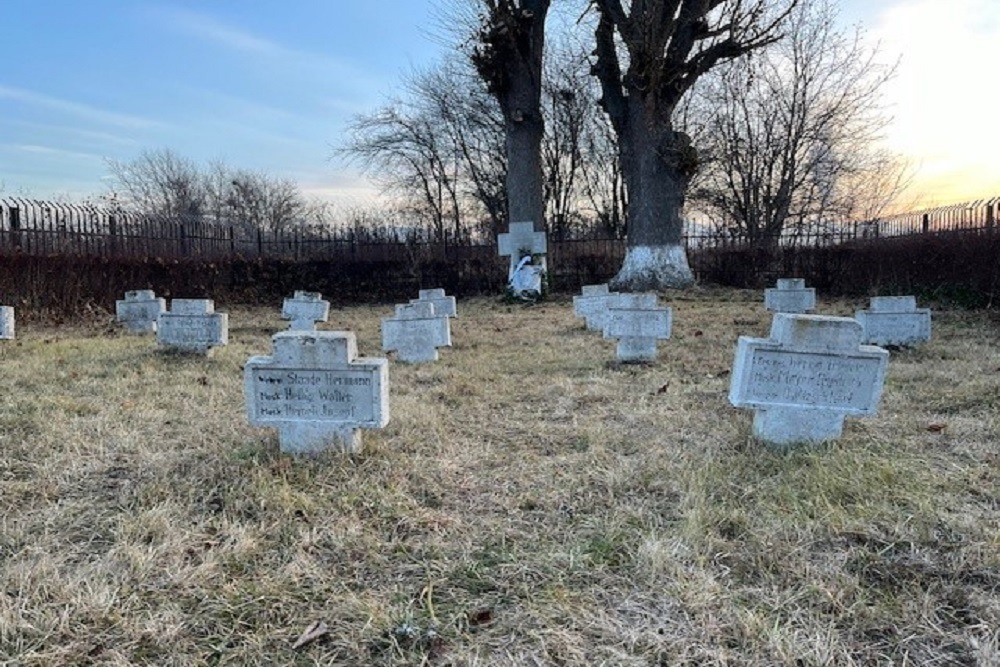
[226,170,305,235]
[339,94,465,241]
[106,149,306,234]
[106,148,206,218]
[469,0,552,230]
[690,0,904,246]
[409,58,509,239]
[590,0,797,289]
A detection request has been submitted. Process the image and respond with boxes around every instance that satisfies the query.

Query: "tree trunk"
[610,101,695,290]
[503,102,545,228]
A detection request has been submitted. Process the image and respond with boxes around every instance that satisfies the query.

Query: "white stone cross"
[498,221,547,270]
[855,296,931,347]
[0,306,14,340]
[410,288,457,318]
[282,290,330,331]
[603,293,672,362]
[381,301,452,363]
[157,299,228,355]
[573,283,620,332]
[729,313,889,447]
[498,221,548,297]
[116,290,166,334]
[764,278,816,314]
[244,330,389,454]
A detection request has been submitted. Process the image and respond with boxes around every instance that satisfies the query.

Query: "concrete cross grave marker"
[282,290,330,331]
[116,290,166,334]
[410,288,457,318]
[381,301,451,363]
[764,278,816,314]
[245,330,389,454]
[855,296,931,347]
[603,293,672,362]
[497,221,547,297]
[573,283,620,332]
[0,306,14,340]
[729,313,889,447]
[157,299,228,355]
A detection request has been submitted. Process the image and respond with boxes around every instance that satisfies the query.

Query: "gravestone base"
[276,423,361,454]
[752,407,845,447]
[616,339,658,363]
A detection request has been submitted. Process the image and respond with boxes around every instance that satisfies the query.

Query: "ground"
[1,290,997,665]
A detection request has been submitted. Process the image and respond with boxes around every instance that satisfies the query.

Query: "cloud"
[5,144,104,162]
[0,84,161,131]
[147,5,369,81]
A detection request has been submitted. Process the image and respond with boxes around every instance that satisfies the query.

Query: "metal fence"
[2,195,997,261]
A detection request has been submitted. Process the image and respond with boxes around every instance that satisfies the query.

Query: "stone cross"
[157,299,228,355]
[498,221,547,298]
[603,293,672,362]
[115,290,166,334]
[573,283,620,332]
[498,221,547,273]
[281,290,330,331]
[381,301,451,363]
[0,306,14,340]
[244,331,389,454]
[855,296,931,347]
[764,278,816,314]
[729,313,889,447]
[410,288,457,318]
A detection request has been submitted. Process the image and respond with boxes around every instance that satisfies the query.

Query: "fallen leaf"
[292,621,329,650]
[926,422,947,432]
[468,607,494,627]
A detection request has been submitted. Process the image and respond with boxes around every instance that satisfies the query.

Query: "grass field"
[1,289,997,666]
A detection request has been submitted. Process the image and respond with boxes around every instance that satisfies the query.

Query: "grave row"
[2,280,931,453]
[570,279,933,446]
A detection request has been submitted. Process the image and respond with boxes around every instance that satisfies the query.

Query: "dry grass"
[1,289,997,666]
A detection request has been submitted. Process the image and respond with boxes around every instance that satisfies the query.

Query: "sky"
[1,0,998,209]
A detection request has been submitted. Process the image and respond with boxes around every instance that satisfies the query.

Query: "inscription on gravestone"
[730,313,889,446]
[157,299,228,355]
[245,331,389,454]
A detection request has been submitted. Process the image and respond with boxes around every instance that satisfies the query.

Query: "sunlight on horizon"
[871,0,1000,206]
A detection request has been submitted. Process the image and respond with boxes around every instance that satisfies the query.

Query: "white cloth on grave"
[509,255,543,295]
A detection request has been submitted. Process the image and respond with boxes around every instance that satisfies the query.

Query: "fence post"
[922,213,929,234]
[987,204,995,235]
[9,204,21,250]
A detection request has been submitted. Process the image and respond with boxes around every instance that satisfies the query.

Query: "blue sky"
[2,1,998,207]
